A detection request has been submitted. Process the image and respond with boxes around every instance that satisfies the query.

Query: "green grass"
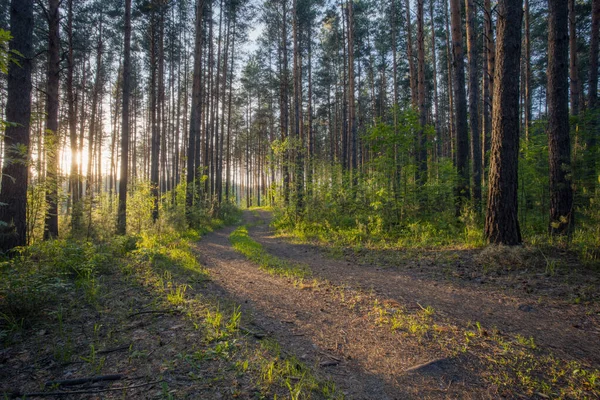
[229,225,311,280]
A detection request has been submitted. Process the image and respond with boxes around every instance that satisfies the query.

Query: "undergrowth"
[230,225,311,280]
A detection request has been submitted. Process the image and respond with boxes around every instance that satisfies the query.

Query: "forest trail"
[247,210,600,366]
[195,210,600,399]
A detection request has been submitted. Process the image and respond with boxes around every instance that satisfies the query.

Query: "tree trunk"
[293,0,304,211]
[586,0,599,192]
[280,0,290,205]
[117,0,132,235]
[0,0,33,251]
[482,0,494,180]
[548,0,574,235]
[67,0,82,231]
[43,0,60,240]
[590,0,599,110]
[347,0,357,174]
[450,0,470,214]
[485,0,523,245]
[465,0,481,206]
[406,0,418,109]
[187,0,205,215]
[568,0,579,116]
[430,0,441,161]
[87,15,103,198]
[524,0,532,140]
[417,0,427,183]
[226,14,236,202]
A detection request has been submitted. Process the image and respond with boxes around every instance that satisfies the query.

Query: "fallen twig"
[45,374,124,387]
[127,309,178,318]
[9,379,162,398]
[319,360,339,367]
[97,344,131,355]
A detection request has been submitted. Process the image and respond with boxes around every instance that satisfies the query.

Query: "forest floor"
[200,209,600,399]
[1,209,599,399]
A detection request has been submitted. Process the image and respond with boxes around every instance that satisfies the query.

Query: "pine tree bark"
[280,0,290,205]
[548,0,574,235]
[485,0,523,245]
[293,0,303,211]
[187,0,204,215]
[465,0,481,206]
[590,0,599,110]
[430,0,441,160]
[43,0,60,240]
[87,15,103,197]
[117,0,132,235]
[347,0,357,174]
[0,0,34,251]
[67,0,82,231]
[524,0,532,139]
[417,0,427,183]
[568,0,579,116]
[587,0,599,189]
[406,0,418,109]
[450,0,470,214]
[482,0,494,177]
[415,0,427,185]
[225,14,236,202]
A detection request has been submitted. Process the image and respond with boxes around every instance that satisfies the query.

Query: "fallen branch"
[127,309,178,318]
[45,374,124,387]
[319,360,339,367]
[9,380,162,398]
[98,345,131,355]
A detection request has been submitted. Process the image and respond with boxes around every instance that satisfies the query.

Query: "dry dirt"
[196,209,600,399]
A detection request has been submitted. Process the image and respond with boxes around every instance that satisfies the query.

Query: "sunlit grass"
[229,225,311,280]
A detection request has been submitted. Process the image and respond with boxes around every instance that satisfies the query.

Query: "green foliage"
[272,110,479,249]
[0,237,129,337]
[127,181,156,235]
[274,108,599,261]
[0,29,19,75]
[230,225,310,279]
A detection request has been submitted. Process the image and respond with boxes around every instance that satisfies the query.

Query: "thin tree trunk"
[482,0,494,180]
[43,0,60,240]
[67,0,82,231]
[587,0,599,188]
[548,0,574,235]
[150,9,160,222]
[406,0,418,109]
[87,15,103,198]
[466,0,481,206]
[226,14,236,202]
[347,0,357,174]
[187,0,205,215]
[430,0,441,161]
[568,0,579,117]
[445,0,455,159]
[524,0,532,140]
[280,0,290,205]
[117,0,131,235]
[417,0,427,183]
[293,0,304,211]
[450,0,470,214]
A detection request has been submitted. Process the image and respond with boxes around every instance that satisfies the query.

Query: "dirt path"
[248,210,600,367]
[196,212,486,399]
[196,209,599,399]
